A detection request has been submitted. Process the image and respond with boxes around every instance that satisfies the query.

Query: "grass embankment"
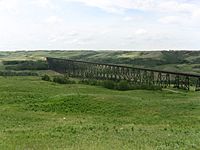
[0,76,200,149]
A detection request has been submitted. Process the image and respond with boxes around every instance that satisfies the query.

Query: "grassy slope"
[0,76,200,149]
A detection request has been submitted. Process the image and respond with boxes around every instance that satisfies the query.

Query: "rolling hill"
[1,50,200,74]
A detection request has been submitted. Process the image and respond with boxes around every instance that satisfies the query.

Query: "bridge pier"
[196,78,200,91]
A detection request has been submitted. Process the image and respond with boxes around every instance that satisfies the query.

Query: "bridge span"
[46,57,200,91]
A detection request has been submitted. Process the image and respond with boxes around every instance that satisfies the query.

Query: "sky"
[0,0,200,50]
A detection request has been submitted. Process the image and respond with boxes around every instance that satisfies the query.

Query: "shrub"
[42,74,51,81]
[53,76,76,84]
[79,79,101,86]
[78,79,161,91]
[0,71,38,76]
[89,80,98,86]
[79,79,89,85]
[3,60,25,65]
[4,60,48,71]
[130,84,162,91]
[116,81,130,91]
[102,80,116,89]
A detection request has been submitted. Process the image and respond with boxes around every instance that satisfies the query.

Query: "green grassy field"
[0,76,200,149]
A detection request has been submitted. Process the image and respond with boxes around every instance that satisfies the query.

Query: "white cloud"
[156,1,196,13]
[45,16,64,24]
[0,0,200,50]
[64,0,200,27]
[0,0,19,12]
[31,0,55,9]
[64,0,200,14]
[159,16,182,24]
[135,29,147,35]
[192,9,200,21]
[123,16,133,21]
[64,0,139,13]
[123,28,149,43]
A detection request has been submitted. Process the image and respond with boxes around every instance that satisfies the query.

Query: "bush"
[42,74,51,81]
[3,60,26,65]
[4,60,48,71]
[53,76,76,84]
[0,71,38,76]
[79,80,89,85]
[102,80,116,89]
[116,81,130,91]
[89,80,99,86]
[78,79,161,91]
[129,84,162,91]
[78,79,101,86]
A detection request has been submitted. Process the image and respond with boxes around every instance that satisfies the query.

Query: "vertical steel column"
[184,76,190,91]
[149,71,155,85]
[196,78,200,91]
[174,75,180,88]
[165,73,170,87]
[157,72,162,87]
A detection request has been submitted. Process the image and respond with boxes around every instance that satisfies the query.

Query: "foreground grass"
[0,77,200,149]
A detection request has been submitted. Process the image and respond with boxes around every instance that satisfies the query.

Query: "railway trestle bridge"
[47,57,200,91]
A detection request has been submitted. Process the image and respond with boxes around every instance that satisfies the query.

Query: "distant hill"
[1,50,200,74]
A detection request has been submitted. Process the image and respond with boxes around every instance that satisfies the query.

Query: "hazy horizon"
[1,49,200,52]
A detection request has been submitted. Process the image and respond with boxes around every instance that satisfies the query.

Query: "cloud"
[123,16,134,21]
[135,29,147,35]
[0,0,19,12]
[159,16,183,24]
[64,0,200,14]
[123,28,149,42]
[156,1,196,13]
[64,0,200,27]
[64,0,160,13]
[45,16,64,24]
[31,0,55,9]
[192,9,200,22]
[0,0,200,50]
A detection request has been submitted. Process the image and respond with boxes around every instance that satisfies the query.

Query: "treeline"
[3,60,48,70]
[41,74,161,91]
[0,71,38,76]
[79,79,162,91]
[42,75,75,84]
